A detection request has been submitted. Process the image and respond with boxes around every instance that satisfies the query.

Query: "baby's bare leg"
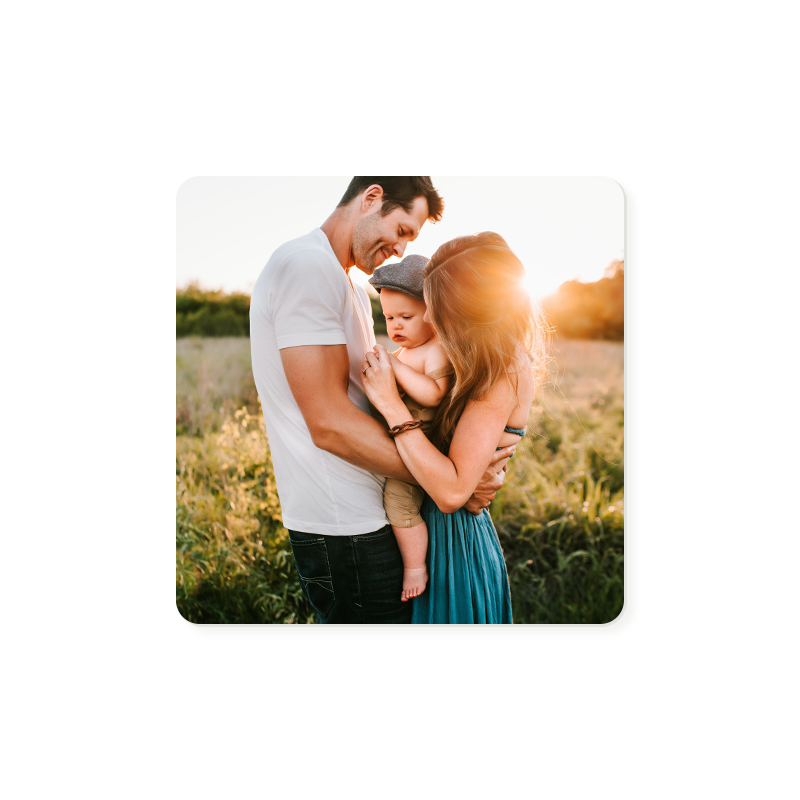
[393,521,429,602]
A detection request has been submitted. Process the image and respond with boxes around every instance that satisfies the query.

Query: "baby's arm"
[384,345,451,408]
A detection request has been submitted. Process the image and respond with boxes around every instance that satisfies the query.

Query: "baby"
[368,255,453,602]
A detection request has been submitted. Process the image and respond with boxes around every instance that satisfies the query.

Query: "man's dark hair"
[337,177,444,222]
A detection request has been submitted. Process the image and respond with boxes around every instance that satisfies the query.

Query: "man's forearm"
[315,403,417,483]
[280,344,417,483]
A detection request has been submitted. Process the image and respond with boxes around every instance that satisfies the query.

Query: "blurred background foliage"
[370,295,387,336]
[541,261,624,341]
[177,261,624,341]
[176,282,251,338]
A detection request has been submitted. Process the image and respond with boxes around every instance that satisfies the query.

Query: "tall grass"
[177,406,313,623]
[176,337,624,623]
[177,337,260,436]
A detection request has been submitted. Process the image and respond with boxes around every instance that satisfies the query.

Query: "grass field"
[176,336,624,623]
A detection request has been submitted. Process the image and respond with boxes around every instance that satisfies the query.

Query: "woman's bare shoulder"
[509,346,535,379]
[506,347,536,416]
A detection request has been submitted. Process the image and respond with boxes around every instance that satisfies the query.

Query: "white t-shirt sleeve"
[271,248,347,349]
[354,284,377,347]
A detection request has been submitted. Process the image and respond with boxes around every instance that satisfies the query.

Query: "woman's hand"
[462,445,516,514]
[361,345,406,419]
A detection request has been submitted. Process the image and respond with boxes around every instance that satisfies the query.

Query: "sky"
[177,177,624,300]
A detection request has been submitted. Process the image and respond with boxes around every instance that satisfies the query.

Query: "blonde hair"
[423,232,549,451]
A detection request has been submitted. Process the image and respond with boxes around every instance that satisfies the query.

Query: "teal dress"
[410,426,525,625]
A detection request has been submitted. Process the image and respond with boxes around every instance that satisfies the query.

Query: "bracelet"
[388,420,423,438]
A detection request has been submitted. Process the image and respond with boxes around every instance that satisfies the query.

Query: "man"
[250,177,515,623]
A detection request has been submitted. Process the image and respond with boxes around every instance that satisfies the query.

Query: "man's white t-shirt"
[250,228,388,536]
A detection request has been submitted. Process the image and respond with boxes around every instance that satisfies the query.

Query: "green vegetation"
[176,283,390,338]
[177,283,251,338]
[542,261,624,341]
[370,294,387,336]
[493,339,624,623]
[177,337,310,622]
[177,408,313,623]
[176,337,624,624]
[177,264,624,343]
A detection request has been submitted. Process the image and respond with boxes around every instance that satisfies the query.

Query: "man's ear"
[361,184,384,214]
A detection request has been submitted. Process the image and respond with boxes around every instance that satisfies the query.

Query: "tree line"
[175,283,387,338]
[541,261,624,341]
[177,264,623,341]
[177,283,251,337]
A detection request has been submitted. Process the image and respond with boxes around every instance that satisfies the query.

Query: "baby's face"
[379,288,434,348]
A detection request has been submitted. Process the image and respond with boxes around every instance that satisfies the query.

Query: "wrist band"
[388,420,423,438]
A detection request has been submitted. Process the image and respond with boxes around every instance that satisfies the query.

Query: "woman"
[362,232,548,623]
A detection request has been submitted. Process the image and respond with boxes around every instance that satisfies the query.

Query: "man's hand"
[462,445,516,515]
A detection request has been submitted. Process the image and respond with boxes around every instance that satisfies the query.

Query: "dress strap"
[425,366,455,381]
[496,424,527,453]
[503,425,527,436]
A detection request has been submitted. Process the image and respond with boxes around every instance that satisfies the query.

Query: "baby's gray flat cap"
[368,254,429,302]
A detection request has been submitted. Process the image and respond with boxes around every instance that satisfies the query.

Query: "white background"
[2,1,798,799]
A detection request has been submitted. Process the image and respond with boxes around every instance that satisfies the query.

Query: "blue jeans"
[288,525,411,624]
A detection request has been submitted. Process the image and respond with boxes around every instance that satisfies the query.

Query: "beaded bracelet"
[388,420,423,439]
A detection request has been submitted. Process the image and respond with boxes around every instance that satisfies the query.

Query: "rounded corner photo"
[176,177,624,625]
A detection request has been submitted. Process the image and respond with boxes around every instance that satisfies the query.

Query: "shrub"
[176,283,250,338]
[542,261,624,341]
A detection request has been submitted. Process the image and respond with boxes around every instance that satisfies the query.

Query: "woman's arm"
[363,345,518,513]
[387,352,450,407]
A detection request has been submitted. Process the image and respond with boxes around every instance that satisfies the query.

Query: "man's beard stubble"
[351,213,384,275]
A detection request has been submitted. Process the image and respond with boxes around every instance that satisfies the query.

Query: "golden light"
[521,267,560,302]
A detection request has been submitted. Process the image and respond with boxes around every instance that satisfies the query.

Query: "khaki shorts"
[383,478,425,528]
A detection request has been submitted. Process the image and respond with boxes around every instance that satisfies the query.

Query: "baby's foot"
[401,567,428,602]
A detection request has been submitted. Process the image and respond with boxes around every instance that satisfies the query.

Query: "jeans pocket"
[288,533,335,618]
[352,525,407,618]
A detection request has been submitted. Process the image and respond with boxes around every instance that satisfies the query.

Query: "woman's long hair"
[424,232,549,451]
